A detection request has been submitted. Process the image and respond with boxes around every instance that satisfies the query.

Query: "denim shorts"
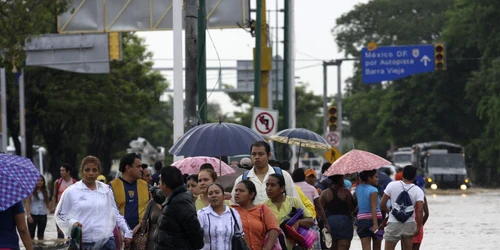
[356,219,382,239]
[82,237,116,250]
[327,215,354,241]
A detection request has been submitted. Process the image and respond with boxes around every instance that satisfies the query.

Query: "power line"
[152,58,328,62]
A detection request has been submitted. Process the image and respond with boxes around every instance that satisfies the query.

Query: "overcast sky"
[138,0,369,115]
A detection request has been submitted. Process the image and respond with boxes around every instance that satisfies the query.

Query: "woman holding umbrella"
[354,170,383,250]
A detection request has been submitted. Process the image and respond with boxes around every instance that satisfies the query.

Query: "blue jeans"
[82,237,115,250]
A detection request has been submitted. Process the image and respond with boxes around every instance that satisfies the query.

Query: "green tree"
[224,83,324,160]
[1,0,70,159]
[0,0,69,69]
[332,0,479,156]
[21,32,167,178]
[443,0,500,183]
[225,83,323,133]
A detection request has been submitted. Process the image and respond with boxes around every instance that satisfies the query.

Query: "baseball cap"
[305,169,317,178]
[97,175,107,183]
[239,158,252,168]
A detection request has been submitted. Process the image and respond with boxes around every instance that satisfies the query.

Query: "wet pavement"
[22,188,500,250]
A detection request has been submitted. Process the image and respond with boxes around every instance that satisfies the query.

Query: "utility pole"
[283,0,290,129]
[322,58,357,152]
[185,0,198,126]
[172,0,184,161]
[197,0,207,123]
[19,69,26,157]
[322,62,328,137]
[322,60,343,151]
[254,0,272,108]
[1,68,7,152]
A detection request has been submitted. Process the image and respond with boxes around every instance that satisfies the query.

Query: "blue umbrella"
[0,154,40,211]
[169,122,267,157]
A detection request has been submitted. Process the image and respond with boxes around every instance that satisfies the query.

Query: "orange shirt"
[232,204,280,250]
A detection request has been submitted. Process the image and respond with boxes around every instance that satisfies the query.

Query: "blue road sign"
[361,44,435,84]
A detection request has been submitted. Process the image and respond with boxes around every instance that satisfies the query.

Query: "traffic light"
[434,43,446,71]
[109,32,121,61]
[328,106,337,131]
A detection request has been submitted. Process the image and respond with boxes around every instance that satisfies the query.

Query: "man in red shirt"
[50,163,77,239]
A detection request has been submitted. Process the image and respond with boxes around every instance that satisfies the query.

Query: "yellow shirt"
[296,186,316,218]
[263,196,312,250]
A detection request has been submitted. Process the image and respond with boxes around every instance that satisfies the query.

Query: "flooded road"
[349,188,500,250]
[24,188,500,250]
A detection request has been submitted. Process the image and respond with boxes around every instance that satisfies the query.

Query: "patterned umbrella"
[270,128,331,150]
[172,156,236,176]
[0,154,40,211]
[323,149,391,176]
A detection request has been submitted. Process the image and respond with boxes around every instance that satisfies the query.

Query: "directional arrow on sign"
[420,55,431,66]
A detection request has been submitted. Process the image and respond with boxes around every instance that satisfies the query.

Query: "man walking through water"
[50,163,77,239]
[110,153,150,231]
[155,166,204,249]
[231,141,299,204]
[381,165,424,250]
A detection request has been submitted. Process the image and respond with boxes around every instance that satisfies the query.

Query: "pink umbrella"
[323,149,391,176]
[172,156,236,176]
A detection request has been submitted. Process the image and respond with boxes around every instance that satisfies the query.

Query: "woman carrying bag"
[233,180,281,250]
[197,183,247,250]
[263,174,314,250]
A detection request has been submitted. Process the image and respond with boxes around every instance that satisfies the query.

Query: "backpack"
[391,181,416,223]
[54,177,77,201]
[242,167,282,180]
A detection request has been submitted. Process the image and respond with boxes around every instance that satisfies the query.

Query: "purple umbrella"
[0,154,40,211]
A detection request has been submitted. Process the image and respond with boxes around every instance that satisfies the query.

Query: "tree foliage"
[0,0,69,69]
[333,0,500,185]
[11,32,169,179]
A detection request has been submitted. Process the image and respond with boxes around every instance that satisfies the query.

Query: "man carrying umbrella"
[231,141,299,204]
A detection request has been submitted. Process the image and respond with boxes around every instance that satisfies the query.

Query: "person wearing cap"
[305,169,322,194]
[97,175,107,183]
[239,157,252,169]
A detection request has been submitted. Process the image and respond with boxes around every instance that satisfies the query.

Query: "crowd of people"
[0,140,429,250]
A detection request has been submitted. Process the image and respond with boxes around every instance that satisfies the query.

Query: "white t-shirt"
[231,165,299,205]
[384,181,424,223]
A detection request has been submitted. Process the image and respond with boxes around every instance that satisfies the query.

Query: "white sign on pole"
[325,131,340,147]
[251,107,279,137]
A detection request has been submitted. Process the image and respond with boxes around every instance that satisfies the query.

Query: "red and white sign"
[251,107,278,136]
[326,131,340,147]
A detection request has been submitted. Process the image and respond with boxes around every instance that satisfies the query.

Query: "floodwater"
[23,188,500,250]
[349,188,500,250]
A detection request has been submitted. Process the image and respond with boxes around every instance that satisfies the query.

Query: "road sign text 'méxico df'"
[361,44,435,84]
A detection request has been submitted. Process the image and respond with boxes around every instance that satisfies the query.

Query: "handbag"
[229,208,250,250]
[130,200,155,250]
[280,198,318,249]
[260,205,283,250]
